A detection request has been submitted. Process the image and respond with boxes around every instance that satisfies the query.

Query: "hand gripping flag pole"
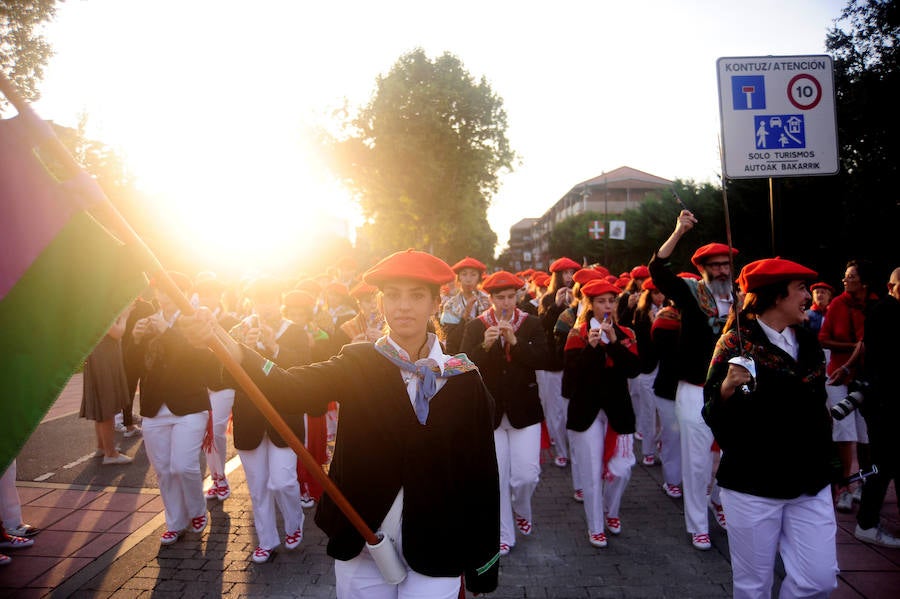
[0,74,411,580]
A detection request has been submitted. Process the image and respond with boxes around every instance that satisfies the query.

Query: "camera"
[830,379,870,421]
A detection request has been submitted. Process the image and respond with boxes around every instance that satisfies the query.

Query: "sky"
[26,0,848,270]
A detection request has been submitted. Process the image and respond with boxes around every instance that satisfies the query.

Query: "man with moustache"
[649,210,736,551]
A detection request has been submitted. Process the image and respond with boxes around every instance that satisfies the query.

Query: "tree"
[815,0,900,278]
[0,0,58,109]
[326,49,515,262]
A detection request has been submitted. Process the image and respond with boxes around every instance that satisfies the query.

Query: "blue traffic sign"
[754,114,805,149]
[731,75,766,110]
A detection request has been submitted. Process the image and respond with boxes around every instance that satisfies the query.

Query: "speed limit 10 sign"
[717,55,839,179]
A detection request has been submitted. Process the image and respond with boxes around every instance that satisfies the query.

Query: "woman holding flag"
[702,258,837,599]
[461,270,549,557]
[183,249,500,598]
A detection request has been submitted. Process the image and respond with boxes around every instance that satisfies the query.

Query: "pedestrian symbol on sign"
[731,76,766,110]
[754,114,805,149]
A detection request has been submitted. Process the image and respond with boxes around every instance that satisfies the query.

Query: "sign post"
[717,55,838,179]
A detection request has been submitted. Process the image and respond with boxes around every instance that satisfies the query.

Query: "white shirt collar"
[757,317,798,361]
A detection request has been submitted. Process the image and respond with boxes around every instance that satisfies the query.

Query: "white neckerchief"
[757,317,798,361]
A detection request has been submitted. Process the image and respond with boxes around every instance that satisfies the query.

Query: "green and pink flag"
[0,113,150,473]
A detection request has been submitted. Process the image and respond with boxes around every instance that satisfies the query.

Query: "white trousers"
[0,460,22,528]
[675,381,715,534]
[721,486,838,599]
[568,410,631,534]
[238,434,304,550]
[143,407,208,532]
[654,396,682,486]
[537,370,569,460]
[205,388,235,482]
[335,550,460,599]
[633,370,661,453]
[494,415,541,546]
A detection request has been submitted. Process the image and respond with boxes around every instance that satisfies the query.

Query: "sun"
[118,110,360,279]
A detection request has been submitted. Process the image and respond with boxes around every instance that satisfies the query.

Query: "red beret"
[615,277,631,290]
[810,282,835,294]
[737,258,818,293]
[619,272,631,279]
[363,249,455,288]
[641,278,658,291]
[482,270,525,293]
[349,282,378,299]
[451,256,487,273]
[581,280,621,298]
[520,268,535,278]
[604,275,619,285]
[573,268,605,285]
[593,265,611,278]
[691,242,738,270]
[677,272,702,280]
[550,257,580,272]
[533,273,551,287]
[630,265,650,279]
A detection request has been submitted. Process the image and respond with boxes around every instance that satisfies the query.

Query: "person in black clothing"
[648,209,737,550]
[462,270,549,557]
[537,257,579,469]
[562,280,640,548]
[229,277,311,563]
[853,267,900,548]
[703,258,837,598]
[183,250,500,598]
[630,278,667,467]
[130,272,220,546]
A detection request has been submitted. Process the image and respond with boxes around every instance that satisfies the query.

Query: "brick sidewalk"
[3,451,897,598]
[3,372,898,598]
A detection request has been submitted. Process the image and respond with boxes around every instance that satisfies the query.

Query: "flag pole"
[0,74,380,547]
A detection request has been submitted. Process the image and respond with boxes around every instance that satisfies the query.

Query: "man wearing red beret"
[648,210,737,550]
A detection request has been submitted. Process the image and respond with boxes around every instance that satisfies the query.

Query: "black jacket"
[562,314,641,433]
[231,321,311,450]
[649,253,724,385]
[239,342,500,594]
[131,324,218,418]
[461,314,548,429]
[702,319,834,499]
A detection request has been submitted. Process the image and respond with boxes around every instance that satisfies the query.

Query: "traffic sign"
[717,55,839,178]
[787,74,822,110]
